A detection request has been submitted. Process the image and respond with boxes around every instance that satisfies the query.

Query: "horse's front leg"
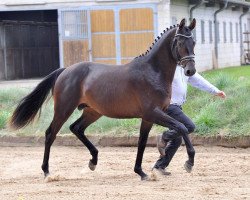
[183,134,195,172]
[146,107,195,172]
[134,120,153,181]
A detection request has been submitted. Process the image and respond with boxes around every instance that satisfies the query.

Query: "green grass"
[203,65,250,78]
[0,65,250,137]
[183,65,250,137]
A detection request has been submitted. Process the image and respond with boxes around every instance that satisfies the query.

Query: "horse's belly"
[102,108,141,118]
[96,102,142,118]
[84,95,141,118]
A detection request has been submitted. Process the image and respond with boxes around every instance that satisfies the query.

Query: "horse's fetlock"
[187,148,195,164]
[41,163,48,172]
[134,166,142,174]
[91,149,98,157]
[188,149,195,158]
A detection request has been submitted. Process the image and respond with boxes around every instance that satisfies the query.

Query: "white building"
[166,0,250,71]
[0,0,249,80]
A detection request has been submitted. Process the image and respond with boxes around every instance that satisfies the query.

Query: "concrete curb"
[0,135,249,148]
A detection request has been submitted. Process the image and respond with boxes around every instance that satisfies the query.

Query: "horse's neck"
[146,35,177,84]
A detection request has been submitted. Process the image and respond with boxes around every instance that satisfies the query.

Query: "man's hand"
[215,90,226,98]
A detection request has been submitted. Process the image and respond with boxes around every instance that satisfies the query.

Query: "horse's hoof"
[44,174,52,183]
[44,172,50,178]
[184,161,193,173]
[141,175,149,181]
[89,160,96,171]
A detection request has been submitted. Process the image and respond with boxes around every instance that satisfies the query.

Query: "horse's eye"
[178,41,184,47]
[177,40,184,47]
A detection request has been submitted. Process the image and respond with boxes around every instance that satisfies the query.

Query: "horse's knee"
[177,123,189,136]
[187,123,196,133]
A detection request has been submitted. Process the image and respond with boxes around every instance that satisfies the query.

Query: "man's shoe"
[152,167,171,176]
[156,134,167,157]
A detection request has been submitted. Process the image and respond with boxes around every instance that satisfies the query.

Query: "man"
[153,65,226,175]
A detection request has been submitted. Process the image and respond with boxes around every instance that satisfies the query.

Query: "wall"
[157,0,171,33]
[167,0,250,72]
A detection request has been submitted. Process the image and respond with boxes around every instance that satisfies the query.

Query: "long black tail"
[9,68,65,130]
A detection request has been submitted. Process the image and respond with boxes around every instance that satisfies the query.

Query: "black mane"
[135,24,179,59]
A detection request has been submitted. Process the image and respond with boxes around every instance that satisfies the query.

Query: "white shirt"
[170,66,220,106]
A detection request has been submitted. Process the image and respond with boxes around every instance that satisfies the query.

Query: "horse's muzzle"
[184,61,196,76]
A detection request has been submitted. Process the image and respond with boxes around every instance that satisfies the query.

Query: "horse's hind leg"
[69,108,102,171]
[41,101,77,177]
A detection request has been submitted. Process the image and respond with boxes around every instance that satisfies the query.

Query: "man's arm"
[187,73,226,98]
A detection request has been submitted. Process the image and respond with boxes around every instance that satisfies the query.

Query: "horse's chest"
[162,97,171,110]
[151,85,171,109]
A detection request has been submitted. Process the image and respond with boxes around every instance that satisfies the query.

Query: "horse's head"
[172,18,196,76]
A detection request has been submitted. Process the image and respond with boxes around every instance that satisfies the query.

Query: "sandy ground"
[0,146,249,200]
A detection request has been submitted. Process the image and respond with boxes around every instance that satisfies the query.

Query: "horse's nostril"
[186,70,191,75]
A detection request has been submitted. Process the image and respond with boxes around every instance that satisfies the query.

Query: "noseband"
[172,31,195,66]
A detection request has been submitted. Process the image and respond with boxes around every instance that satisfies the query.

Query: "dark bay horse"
[9,18,197,180]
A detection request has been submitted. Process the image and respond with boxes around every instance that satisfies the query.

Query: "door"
[60,10,90,68]
[59,4,157,67]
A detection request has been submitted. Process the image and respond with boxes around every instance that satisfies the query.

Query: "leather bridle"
[172,31,195,66]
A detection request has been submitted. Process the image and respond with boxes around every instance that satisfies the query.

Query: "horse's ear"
[179,18,186,29]
[189,18,196,30]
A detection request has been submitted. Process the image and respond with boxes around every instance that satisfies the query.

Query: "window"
[223,22,227,43]
[236,22,239,42]
[217,22,220,43]
[230,22,233,43]
[244,23,247,41]
[201,20,205,43]
[62,10,88,39]
[209,20,213,43]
